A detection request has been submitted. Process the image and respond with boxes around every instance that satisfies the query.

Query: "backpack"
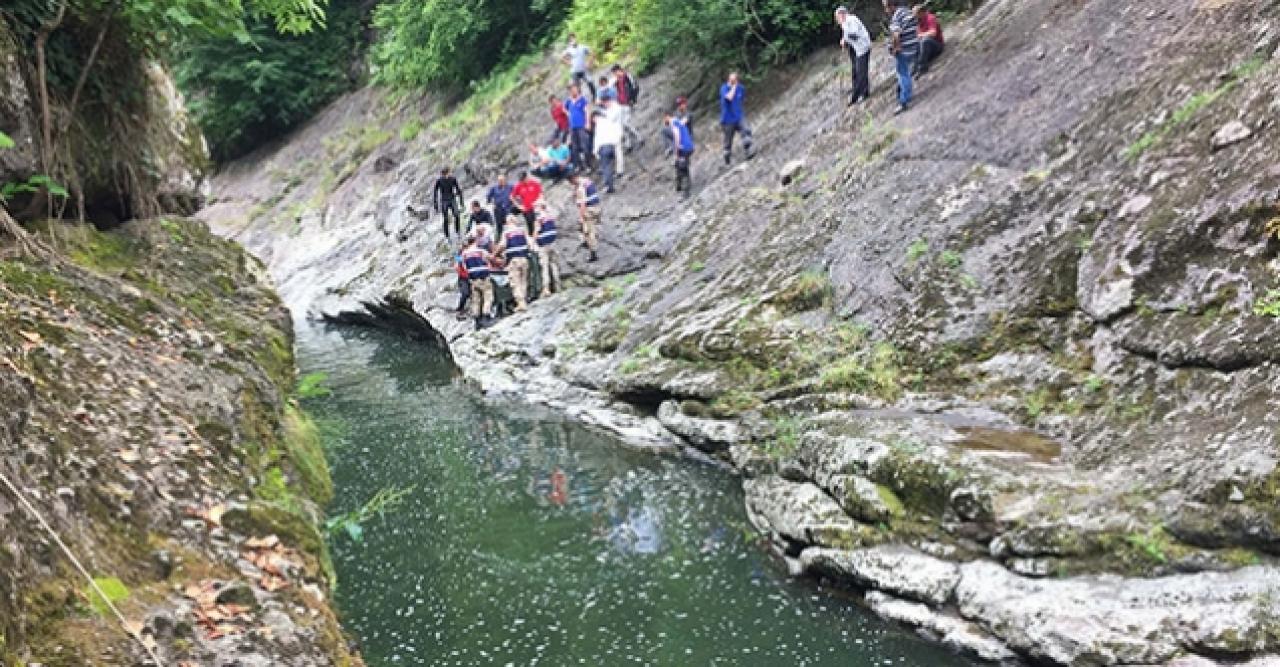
[625,74,641,104]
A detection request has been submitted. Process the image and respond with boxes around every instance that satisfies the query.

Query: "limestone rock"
[657,400,741,452]
[743,476,869,549]
[780,159,806,186]
[1211,120,1252,151]
[801,546,961,606]
[864,591,1017,663]
[829,475,899,523]
[956,560,1280,665]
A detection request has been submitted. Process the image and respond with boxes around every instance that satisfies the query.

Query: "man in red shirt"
[913,5,945,75]
[511,171,543,236]
[548,94,570,145]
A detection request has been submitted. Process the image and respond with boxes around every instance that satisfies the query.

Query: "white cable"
[0,469,166,666]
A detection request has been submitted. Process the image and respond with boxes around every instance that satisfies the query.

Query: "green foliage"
[774,269,832,312]
[176,0,365,162]
[566,0,834,76]
[761,416,802,458]
[1,174,69,204]
[326,485,415,543]
[819,342,903,401]
[1125,55,1268,159]
[1125,527,1171,565]
[0,131,13,150]
[709,389,762,417]
[906,238,929,263]
[399,118,423,142]
[1253,289,1280,318]
[84,576,129,618]
[370,0,572,90]
[296,372,333,398]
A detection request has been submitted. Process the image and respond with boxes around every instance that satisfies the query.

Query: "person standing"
[836,6,872,105]
[486,175,513,231]
[662,96,693,156]
[884,0,920,114]
[548,94,571,144]
[719,72,755,165]
[461,236,495,329]
[564,84,593,172]
[511,171,543,236]
[432,168,464,241]
[534,203,561,298]
[569,172,601,262]
[610,64,643,151]
[495,215,532,312]
[561,34,596,98]
[593,108,623,194]
[666,111,695,195]
[913,4,945,75]
[453,242,471,321]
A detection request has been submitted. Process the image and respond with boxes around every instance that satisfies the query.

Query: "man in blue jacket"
[719,72,755,165]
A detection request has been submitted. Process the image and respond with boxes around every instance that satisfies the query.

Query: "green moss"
[875,484,905,518]
[772,270,832,313]
[83,577,129,618]
[709,390,762,418]
[282,405,334,506]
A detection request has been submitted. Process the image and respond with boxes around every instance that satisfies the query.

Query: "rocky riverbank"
[203,0,1280,663]
[0,219,359,666]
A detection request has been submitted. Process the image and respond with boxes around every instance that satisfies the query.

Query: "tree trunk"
[62,0,122,137]
[33,1,68,220]
[0,208,50,261]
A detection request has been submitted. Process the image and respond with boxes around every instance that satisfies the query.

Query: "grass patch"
[1252,289,1280,318]
[906,238,929,264]
[84,576,129,617]
[296,372,333,398]
[1124,55,1268,159]
[773,270,831,313]
[399,118,423,142]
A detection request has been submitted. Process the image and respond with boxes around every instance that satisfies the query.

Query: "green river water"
[298,325,972,666]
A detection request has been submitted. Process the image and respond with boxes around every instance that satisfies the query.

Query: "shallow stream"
[298,325,972,666]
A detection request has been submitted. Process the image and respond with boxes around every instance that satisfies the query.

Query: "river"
[297,325,973,666]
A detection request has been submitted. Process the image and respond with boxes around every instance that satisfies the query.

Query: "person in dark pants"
[433,168,464,241]
[661,96,693,156]
[836,5,872,105]
[719,71,754,165]
[486,174,513,229]
[913,4,945,75]
[564,84,593,172]
[666,111,695,196]
[453,244,472,320]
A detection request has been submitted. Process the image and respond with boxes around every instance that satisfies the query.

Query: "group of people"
[838,1,945,113]
[432,3,946,329]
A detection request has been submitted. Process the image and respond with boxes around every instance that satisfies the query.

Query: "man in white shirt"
[835,6,872,106]
[593,106,624,193]
[561,34,596,99]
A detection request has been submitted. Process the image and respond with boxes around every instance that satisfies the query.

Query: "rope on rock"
[0,469,166,667]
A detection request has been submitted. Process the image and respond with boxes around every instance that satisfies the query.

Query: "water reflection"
[298,325,971,667]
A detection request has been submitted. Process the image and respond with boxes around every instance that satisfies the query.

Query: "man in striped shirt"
[884,0,919,114]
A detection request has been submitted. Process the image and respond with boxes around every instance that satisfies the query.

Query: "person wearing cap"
[569,172,602,262]
[495,214,533,312]
[913,4,945,75]
[594,105,624,194]
[884,0,920,114]
[835,5,872,106]
[534,203,562,298]
[719,71,755,165]
[460,235,496,329]
[610,64,643,151]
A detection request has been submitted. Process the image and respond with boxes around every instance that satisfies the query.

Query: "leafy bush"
[370,0,572,90]
[176,0,367,162]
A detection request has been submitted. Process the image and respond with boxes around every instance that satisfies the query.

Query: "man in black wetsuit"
[433,167,464,242]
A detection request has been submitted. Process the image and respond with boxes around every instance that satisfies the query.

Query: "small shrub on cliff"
[1253,289,1280,319]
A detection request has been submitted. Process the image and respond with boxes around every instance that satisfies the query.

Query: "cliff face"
[0,220,357,666]
[203,0,1280,663]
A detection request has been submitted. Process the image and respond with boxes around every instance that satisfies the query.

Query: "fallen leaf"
[259,575,289,592]
[116,449,141,464]
[244,535,280,550]
[19,331,42,344]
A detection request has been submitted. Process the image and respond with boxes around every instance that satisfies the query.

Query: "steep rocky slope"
[0,219,358,666]
[203,0,1280,663]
